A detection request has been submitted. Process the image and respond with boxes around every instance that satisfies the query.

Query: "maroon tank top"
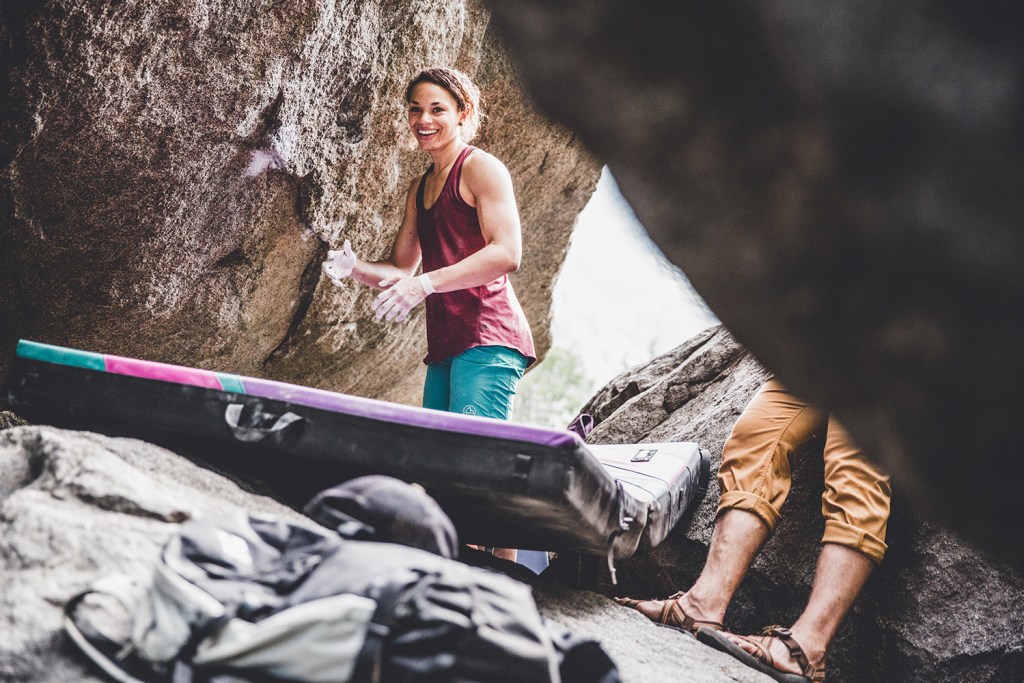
[416,146,536,366]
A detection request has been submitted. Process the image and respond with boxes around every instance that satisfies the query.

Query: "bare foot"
[615,592,723,633]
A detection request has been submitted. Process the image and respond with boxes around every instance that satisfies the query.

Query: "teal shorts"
[423,345,528,419]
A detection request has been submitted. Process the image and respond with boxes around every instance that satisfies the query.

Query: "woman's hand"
[372,274,434,322]
[322,239,357,286]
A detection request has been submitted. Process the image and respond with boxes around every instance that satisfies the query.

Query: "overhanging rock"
[0,1,600,406]
[483,0,1024,570]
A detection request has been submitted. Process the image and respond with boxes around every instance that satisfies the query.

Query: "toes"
[616,596,647,609]
[617,597,665,621]
[732,636,761,657]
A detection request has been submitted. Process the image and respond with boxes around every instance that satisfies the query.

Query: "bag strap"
[349,575,415,683]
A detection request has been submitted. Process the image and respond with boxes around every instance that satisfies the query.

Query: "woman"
[322,67,537,564]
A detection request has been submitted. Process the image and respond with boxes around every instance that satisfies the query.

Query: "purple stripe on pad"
[240,376,580,449]
[90,347,579,449]
[105,355,223,390]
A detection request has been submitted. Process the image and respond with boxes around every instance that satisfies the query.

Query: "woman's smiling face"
[407,82,464,150]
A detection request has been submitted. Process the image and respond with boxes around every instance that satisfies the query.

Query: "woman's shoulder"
[463,146,503,167]
[406,170,428,193]
[461,147,512,185]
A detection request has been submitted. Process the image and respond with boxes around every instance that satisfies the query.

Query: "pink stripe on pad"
[104,355,223,390]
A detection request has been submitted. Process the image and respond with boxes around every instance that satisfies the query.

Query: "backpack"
[65,481,620,683]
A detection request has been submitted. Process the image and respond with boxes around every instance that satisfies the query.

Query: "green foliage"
[512,346,598,429]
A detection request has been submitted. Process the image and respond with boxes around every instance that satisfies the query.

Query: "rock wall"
[583,325,1024,682]
[483,1,1024,569]
[0,426,304,682]
[0,0,600,405]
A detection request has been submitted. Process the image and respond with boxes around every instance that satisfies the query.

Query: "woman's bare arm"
[347,177,423,290]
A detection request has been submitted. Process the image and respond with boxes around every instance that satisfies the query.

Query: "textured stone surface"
[582,325,1024,682]
[0,0,599,405]
[0,424,774,683]
[483,0,1024,568]
[532,585,770,683]
[0,426,303,683]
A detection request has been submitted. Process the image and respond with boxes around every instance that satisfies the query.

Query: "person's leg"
[620,378,826,630]
[817,418,890,571]
[447,346,527,563]
[771,417,890,666]
[625,508,768,628]
[422,359,452,411]
[706,417,891,679]
[795,547,876,654]
[700,542,873,680]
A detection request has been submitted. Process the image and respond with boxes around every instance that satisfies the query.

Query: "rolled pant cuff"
[718,491,781,532]
[823,519,888,565]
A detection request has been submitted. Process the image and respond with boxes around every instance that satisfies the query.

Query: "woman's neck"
[428,140,467,175]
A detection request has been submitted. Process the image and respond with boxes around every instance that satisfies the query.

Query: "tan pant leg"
[717,378,827,532]
[820,419,892,565]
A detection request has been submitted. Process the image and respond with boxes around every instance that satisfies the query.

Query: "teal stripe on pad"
[16,340,106,371]
[216,373,246,393]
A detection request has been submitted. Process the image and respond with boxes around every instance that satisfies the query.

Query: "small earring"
[458,122,463,126]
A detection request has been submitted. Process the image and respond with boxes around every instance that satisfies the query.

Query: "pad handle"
[224,402,304,443]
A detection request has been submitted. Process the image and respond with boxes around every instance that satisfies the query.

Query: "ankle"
[787,624,827,667]
[677,589,726,624]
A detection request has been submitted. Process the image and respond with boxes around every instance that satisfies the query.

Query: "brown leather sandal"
[696,624,825,682]
[614,592,725,637]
